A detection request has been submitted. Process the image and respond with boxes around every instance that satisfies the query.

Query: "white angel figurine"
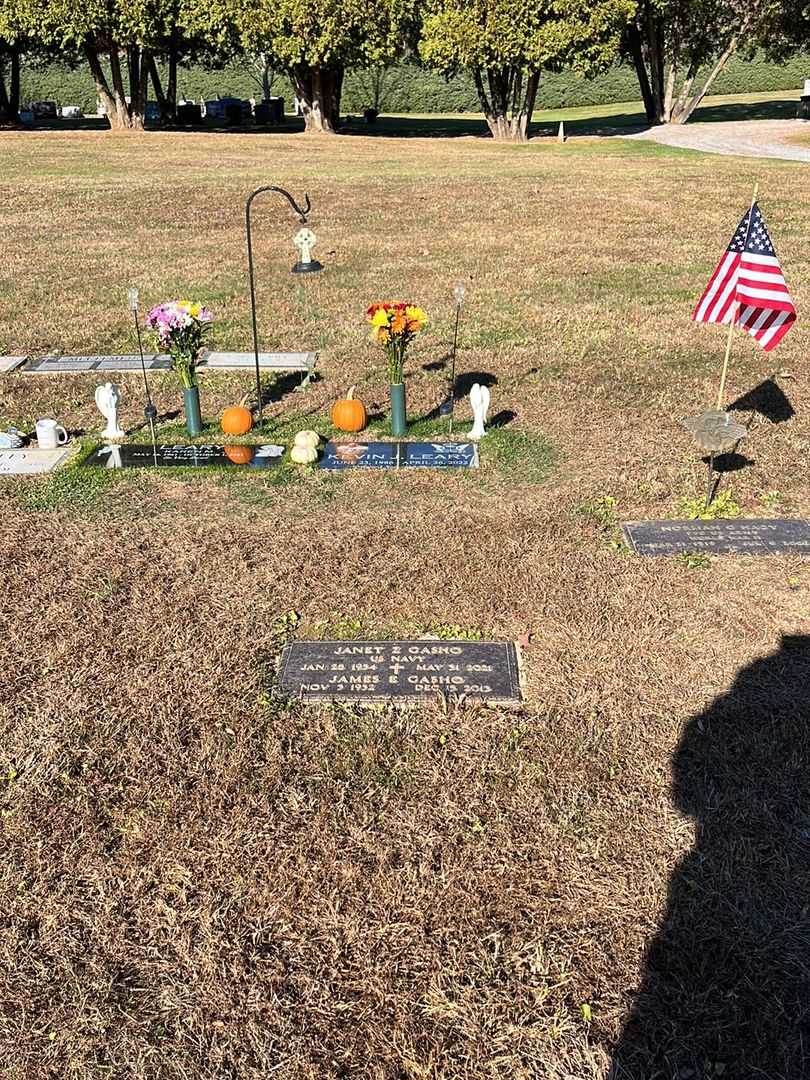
[95,382,126,440]
[467,383,490,441]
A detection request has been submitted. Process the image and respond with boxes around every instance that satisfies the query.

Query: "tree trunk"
[9,49,19,117]
[135,47,150,128]
[0,52,11,126]
[663,61,676,122]
[291,64,342,133]
[166,44,178,120]
[106,45,135,129]
[0,47,21,126]
[86,45,120,128]
[473,65,538,142]
[627,3,666,124]
[148,56,167,120]
[669,61,697,123]
[644,3,665,123]
[627,21,659,125]
[670,34,742,123]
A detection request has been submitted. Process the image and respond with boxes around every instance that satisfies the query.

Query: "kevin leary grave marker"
[83,443,285,469]
[320,441,479,470]
[623,518,810,556]
[277,640,522,703]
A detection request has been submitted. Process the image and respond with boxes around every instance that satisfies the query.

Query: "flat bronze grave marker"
[623,518,810,556]
[320,441,479,470]
[83,443,285,469]
[277,640,522,703]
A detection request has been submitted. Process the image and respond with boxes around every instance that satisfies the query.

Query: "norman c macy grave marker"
[623,518,810,556]
[278,640,522,703]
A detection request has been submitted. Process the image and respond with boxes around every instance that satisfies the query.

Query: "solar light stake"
[245,186,322,426]
[128,287,157,448]
[706,454,717,508]
[447,281,466,435]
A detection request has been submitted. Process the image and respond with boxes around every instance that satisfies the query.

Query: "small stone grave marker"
[25,355,171,373]
[320,441,479,470]
[277,639,522,703]
[200,350,316,372]
[623,518,810,556]
[0,447,71,475]
[0,356,27,373]
[83,443,285,469]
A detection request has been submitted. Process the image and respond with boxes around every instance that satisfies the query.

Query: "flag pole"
[715,182,758,410]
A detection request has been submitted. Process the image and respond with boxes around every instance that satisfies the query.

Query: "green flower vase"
[183,386,202,437]
[390,382,407,437]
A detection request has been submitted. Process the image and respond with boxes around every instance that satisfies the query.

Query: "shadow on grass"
[728,378,795,424]
[703,451,755,474]
[17,96,799,141]
[612,635,810,1079]
[420,371,498,424]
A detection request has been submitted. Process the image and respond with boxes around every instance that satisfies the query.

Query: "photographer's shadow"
[613,635,810,1079]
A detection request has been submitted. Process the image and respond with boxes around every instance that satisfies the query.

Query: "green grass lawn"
[1,123,810,1079]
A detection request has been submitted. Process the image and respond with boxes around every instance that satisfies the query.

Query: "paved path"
[626,119,810,162]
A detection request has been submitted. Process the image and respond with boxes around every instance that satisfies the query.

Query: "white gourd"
[293,430,320,449]
[290,444,318,464]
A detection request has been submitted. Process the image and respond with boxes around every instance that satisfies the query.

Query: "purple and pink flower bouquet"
[146,300,213,389]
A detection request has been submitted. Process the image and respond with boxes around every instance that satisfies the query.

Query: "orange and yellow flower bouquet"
[367,302,428,385]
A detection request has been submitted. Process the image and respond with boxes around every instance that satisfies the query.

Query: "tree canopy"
[0,0,803,132]
[229,0,415,131]
[625,0,777,124]
[420,0,634,140]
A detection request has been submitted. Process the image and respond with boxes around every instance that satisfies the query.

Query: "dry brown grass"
[2,129,810,1079]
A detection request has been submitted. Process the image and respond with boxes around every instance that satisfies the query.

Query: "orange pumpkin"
[224,445,254,465]
[221,405,253,436]
[331,386,367,433]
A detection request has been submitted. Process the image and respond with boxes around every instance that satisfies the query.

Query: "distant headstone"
[83,443,285,469]
[0,447,71,476]
[557,121,565,143]
[277,639,523,703]
[320,441,479,470]
[623,518,810,556]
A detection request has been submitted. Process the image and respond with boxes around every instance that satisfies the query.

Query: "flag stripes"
[692,202,795,352]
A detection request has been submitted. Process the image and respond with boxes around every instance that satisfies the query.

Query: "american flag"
[692,202,796,352]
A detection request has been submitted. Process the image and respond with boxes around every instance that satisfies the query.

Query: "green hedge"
[18,51,810,117]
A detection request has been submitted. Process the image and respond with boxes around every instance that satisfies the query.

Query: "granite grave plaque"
[0,447,71,475]
[83,443,285,469]
[320,441,479,470]
[623,518,810,556]
[0,356,27,373]
[277,639,522,703]
[25,354,172,373]
[201,350,316,371]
